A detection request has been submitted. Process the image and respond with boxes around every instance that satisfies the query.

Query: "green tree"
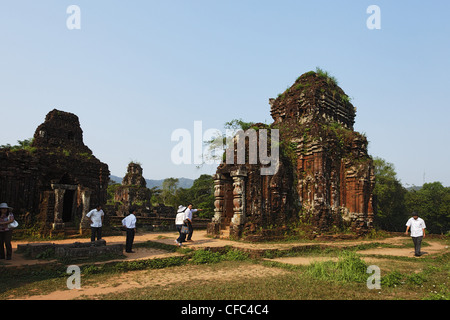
[106,180,121,204]
[189,174,214,219]
[174,187,191,208]
[405,182,450,234]
[224,118,255,131]
[160,178,179,207]
[1,138,35,152]
[202,118,256,165]
[372,157,408,231]
[150,187,162,205]
[175,174,215,219]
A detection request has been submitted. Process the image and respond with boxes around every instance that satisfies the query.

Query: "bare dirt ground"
[4,230,449,300]
[23,262,291,300]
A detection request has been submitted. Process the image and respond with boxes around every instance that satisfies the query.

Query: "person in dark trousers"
[0,203,15,260]
[86,204,104,242]
[174,205,187,246]
[185,203,203,242]
[122,207,137,253]
[405,212,426,257]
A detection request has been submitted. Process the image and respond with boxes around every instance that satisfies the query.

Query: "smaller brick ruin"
[106,162,183,230]
[113,162,152,216]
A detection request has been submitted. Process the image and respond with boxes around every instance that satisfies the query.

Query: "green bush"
[381,270,404,287]
[223,249,249,261]
[381,270,428,288]
[406,273,427,286]
[305,251,367,283]
[113,256,187,272]
[424,284,449,300]
[189,249,223,264]
[82,265,102,275]
[335,251,368,282]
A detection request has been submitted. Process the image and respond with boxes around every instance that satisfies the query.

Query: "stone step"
[220,225,230,239]
[64,227,81,238]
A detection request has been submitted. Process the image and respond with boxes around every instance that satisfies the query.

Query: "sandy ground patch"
[356,240,448,258]
[19,262,291,300]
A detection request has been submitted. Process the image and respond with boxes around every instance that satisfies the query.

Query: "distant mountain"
[406,185,422,192]
[110,175,194,189]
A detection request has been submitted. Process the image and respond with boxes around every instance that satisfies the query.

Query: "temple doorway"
[62,189,75,223]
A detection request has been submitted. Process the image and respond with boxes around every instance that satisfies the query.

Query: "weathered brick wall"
[0,150,41,216]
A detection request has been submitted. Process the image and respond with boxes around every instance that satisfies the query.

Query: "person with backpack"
[174,205,188,246]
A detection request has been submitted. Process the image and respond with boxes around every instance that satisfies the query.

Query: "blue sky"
[1,0,449,186]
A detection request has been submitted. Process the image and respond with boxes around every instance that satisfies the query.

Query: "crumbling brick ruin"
[113,162,152,216]
[106,162,180,230]
[208,71,375,239]
[0,109,109,234]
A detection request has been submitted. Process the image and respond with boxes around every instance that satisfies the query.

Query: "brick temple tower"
[0,109,110,234]
[208,71,375,239]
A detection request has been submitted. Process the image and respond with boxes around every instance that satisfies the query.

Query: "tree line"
[151,175,215,219]
[373,157,450,234]
[107,174,215,219]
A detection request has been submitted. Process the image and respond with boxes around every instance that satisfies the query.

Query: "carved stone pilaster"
[208,174,227,236]
[229,168,247,238]
[231,176,244,225]
[80,188,92,232]
[213,173,227,224]
[53,188,66,230]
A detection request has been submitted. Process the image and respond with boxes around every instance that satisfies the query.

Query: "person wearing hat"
[405,212,426,257]
[174,205,187,246]
[0,203,15,260]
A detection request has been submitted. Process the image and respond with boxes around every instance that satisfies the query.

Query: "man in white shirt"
[405,212,426,257]
[122,207,137,253]
[185,203,203,242]
[86,205,104,242]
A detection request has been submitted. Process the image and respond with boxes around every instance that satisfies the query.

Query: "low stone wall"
[16,239,123,259]
[16,242,56,259]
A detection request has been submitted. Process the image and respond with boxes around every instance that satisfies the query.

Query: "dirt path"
[356,240,447,257]
[5,231,448,268]
[262,236,448,267]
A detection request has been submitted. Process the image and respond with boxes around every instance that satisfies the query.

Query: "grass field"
[1,235,448,301]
